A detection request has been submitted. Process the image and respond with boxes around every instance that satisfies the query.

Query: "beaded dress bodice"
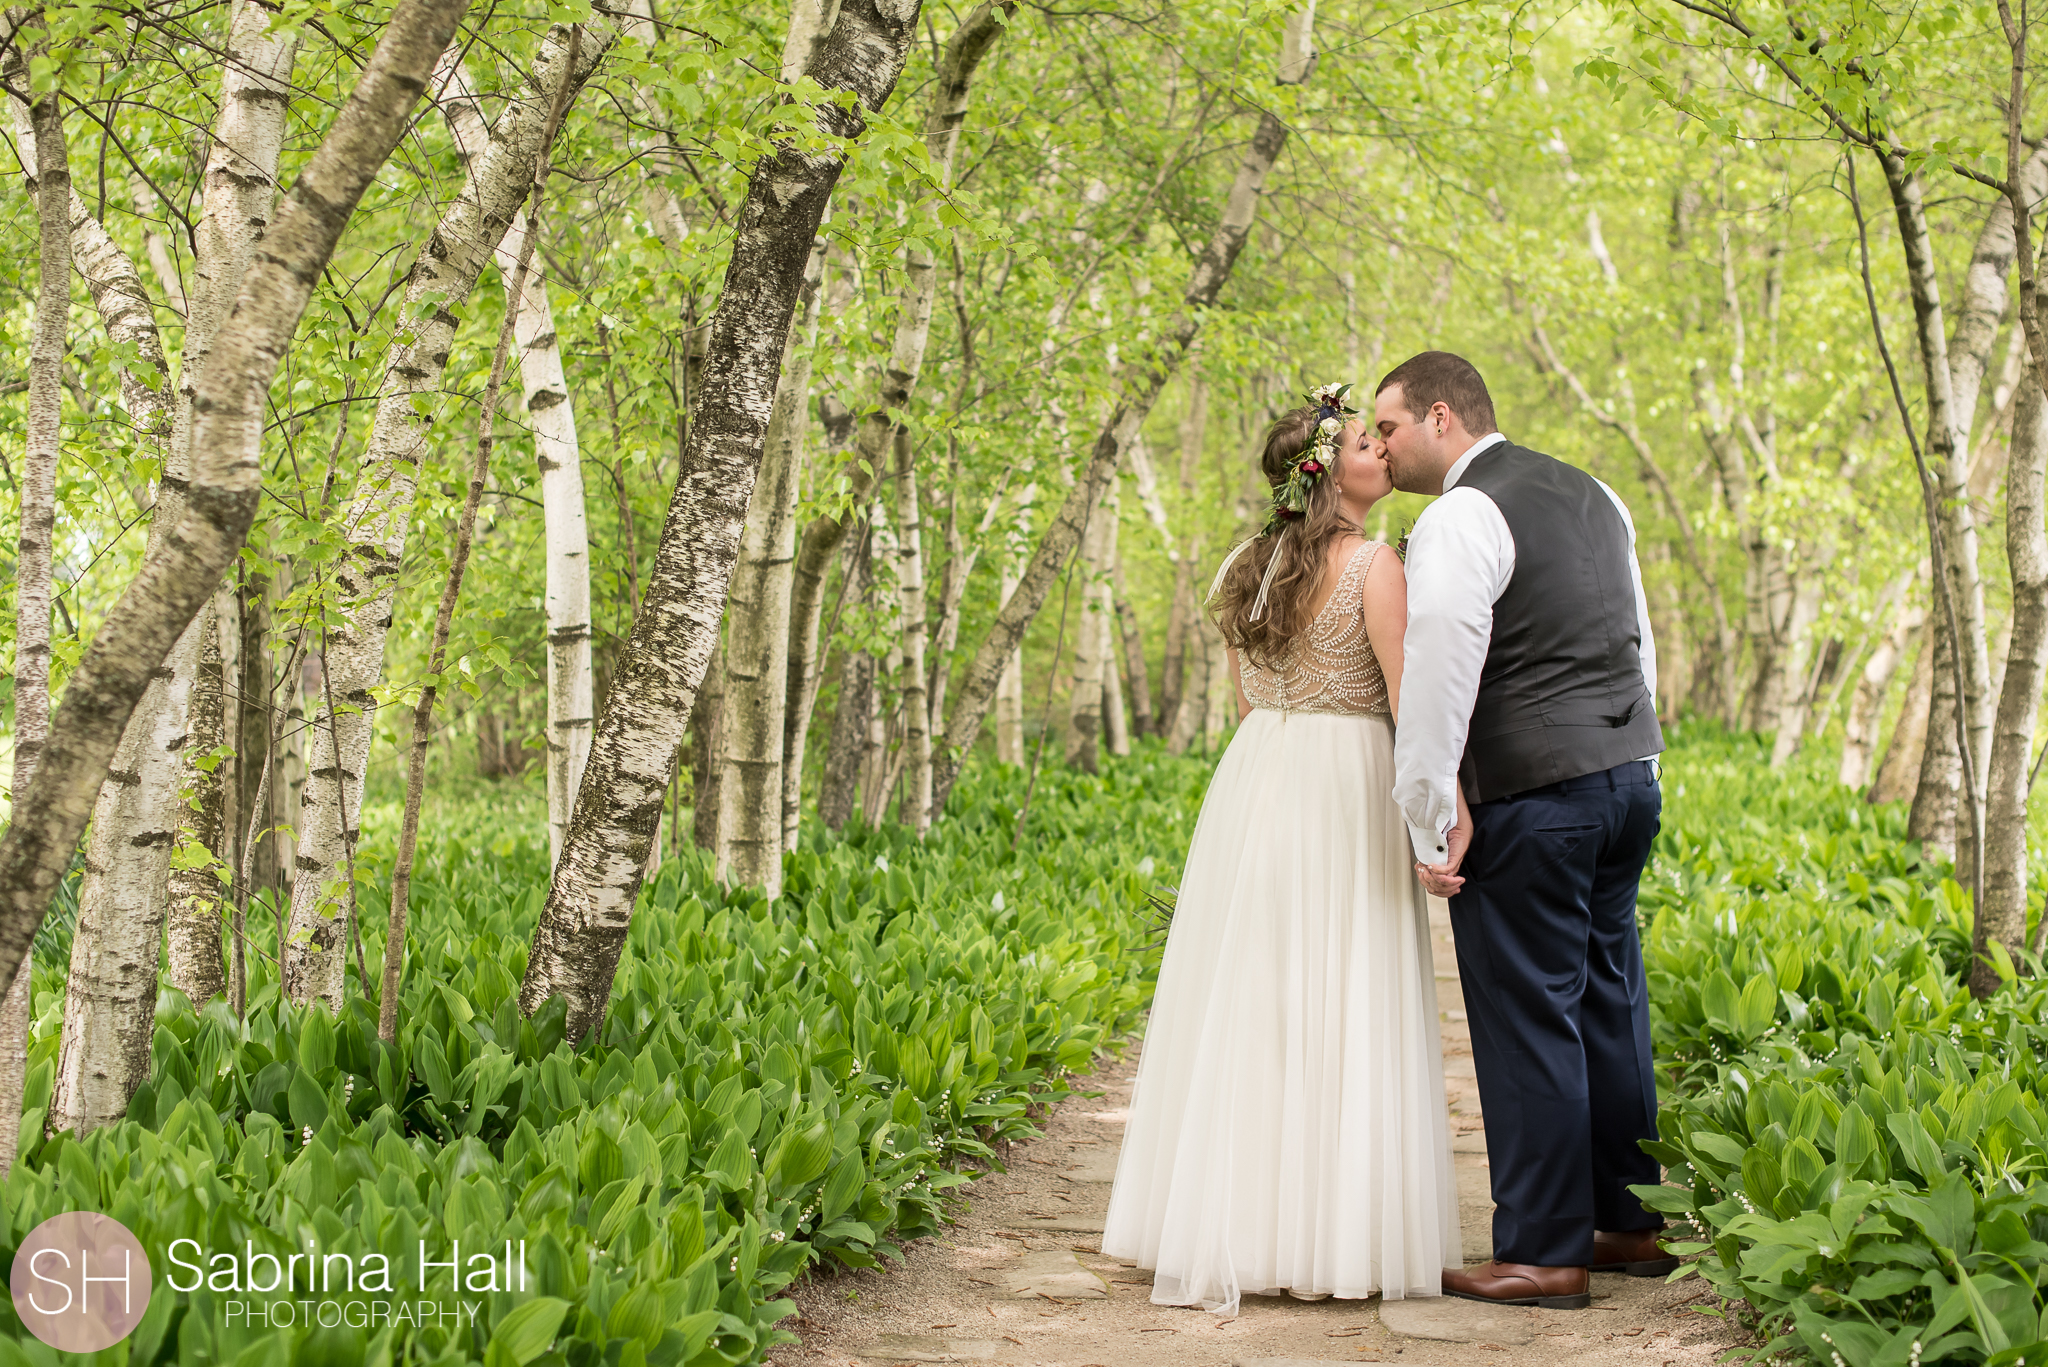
[1238,540,1390,717]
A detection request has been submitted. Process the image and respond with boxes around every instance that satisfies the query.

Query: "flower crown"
[1266,381,1358,532]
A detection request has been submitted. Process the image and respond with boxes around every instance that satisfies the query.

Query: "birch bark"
[1840,575,1924,790]
[47,4,298,1133]
[779,398,856,846]
[1111,547,1151,740]
[383,33,581,1043]
[717,236,826,890]
[1064,491,1111,774]
[165,606,229,1006]
[890,429,935,829]
[0,78,70,1180]
[283,21,612,1010]
[1977,373,2048,987]
[1886,147,2042,854]
[518,0,927,1043]
[1872,622,1935,803]
[440,60,595,869]
[820,529,875,827]
[935,9,1315,810]
[993,563,1025,763]
[0,0,476,1138]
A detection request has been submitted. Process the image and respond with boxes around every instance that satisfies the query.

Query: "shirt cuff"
[1408,821,1448,865]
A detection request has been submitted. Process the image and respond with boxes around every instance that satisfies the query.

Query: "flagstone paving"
[766,903,1748,1367]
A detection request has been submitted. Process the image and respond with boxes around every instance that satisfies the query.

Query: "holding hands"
[1414,786,1472,898]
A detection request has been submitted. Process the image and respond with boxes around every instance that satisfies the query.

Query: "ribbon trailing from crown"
[1249,381,1358,622]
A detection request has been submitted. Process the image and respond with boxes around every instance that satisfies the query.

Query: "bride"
[1102,384,1463,1314]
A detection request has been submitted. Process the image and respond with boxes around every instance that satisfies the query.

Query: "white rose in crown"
[1319,416,1342,435]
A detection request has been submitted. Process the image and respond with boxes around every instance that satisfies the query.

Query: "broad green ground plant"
[0,752,1202,1366]
[1642,724,2048,1367]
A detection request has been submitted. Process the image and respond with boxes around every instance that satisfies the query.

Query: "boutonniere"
[1394,521,1412,563]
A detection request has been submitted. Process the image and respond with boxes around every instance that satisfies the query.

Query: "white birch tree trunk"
[890,429,935,831]
[440,58,596,870]
[1840,575,1924,790]
[716,237,826,890]
[1891,148,2048,852]
[0,79,71,1181]
[1975,372,2048,988]
[1064,491,1111,773]
[284,22,613,1010]
[0,0,476,1136]
[518,0,927,1044]
[165,604,229,1006]
[46,4,297,1135]
[994,563,1026,764]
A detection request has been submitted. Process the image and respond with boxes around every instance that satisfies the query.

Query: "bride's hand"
[1415,789,1473,897]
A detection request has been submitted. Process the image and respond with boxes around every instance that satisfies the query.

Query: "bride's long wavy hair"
[1212,405,1360,669]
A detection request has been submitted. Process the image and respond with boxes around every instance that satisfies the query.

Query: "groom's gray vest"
[1454,441,1665,805]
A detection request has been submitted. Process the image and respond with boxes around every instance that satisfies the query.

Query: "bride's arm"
[1360,543,1408,723]
[1229,647,1252,722]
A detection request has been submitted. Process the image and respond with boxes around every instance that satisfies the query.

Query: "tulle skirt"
[1102,708,1461,1314]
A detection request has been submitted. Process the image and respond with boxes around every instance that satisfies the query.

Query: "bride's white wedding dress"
[1102,538,1461,1314]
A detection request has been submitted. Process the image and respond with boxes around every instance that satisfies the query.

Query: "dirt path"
[768,902,1748,1367]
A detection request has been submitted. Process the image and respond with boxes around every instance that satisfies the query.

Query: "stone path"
[766,902,1747,1367]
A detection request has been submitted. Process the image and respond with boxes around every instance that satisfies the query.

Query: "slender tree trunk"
[1840,574,1924,790]
[1166,614,1211,757]
[994,564,1026,764]
[1111,551,1152,741]
[1160,374,1208,734]
[7,43,185,1137]
[1974,372,2048,994]
[820,532,875,828]
[892,429,936,830]
[690,640,727,852]
[0,78,71,1179]
[1101,487,1130,760]
[440,59,597,871]
[717,237,826,889]
[0,0,477,1122]
[516,0,927,1045]
[1065,488,1111,774]
[934,9,1314,810]
[779,396,857,848]
[285,22,613,1011]
[1200,612,1232,747]
[1882,155,1992,863]
[994,483,1035,763]
[861,504,903,831]
[1768,553,1830,768]
[786,1,1015,831]
[166,605,229,1006]
[234,573,276,900]
[1874,621,1935,804]
[383,43,578,1041]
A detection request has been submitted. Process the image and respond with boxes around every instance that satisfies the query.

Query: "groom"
[1377,351,1673,1310]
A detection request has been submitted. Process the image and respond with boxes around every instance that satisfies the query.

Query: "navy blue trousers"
[1447,759,1664,1268]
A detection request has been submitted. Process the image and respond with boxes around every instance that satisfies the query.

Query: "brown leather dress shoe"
[1441,1261,1590,1309]
[1592,1228,1679,1276]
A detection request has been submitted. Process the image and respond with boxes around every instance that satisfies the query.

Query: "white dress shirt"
[1392,433,1658,864]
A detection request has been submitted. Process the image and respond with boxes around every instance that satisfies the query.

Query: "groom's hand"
[1414,813,1472,897]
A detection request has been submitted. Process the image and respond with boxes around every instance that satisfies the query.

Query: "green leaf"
[288,1067,329,1134]
[1834,1104,1878,1178]
[489,1296,569,1364]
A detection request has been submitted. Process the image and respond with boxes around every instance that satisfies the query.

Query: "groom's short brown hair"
[1375,351,1498,435]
